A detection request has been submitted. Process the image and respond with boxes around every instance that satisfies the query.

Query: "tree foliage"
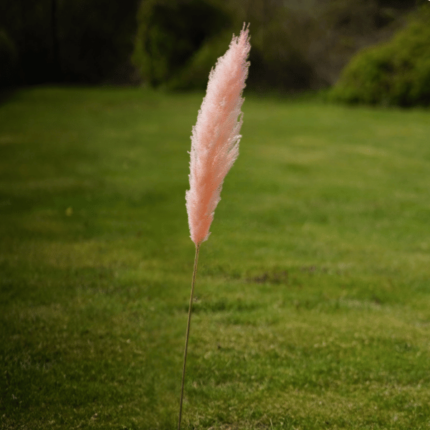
[0,0,426,92]
[133,0,420,92]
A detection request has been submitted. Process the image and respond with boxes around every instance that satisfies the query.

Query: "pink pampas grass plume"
[178,25,251,430]
[186,24,251,245]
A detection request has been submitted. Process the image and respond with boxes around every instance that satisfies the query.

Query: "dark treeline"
[0,0,426,91]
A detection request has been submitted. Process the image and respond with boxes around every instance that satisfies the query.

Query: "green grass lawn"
[1,87,430,429]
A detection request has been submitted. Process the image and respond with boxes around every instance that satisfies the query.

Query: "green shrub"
[132,0,231,89]
[166,30,234,90]
[330,6,430,107]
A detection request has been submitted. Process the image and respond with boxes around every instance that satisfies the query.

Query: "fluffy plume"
[186,25,251,245]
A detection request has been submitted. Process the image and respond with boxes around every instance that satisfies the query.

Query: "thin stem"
[178,244,200,430]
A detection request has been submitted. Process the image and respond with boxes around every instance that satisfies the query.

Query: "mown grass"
[1,87,430,429]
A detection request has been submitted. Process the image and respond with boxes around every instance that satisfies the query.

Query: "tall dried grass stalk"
[178,25,251,430]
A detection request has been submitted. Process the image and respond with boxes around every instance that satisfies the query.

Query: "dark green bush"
[166,30,235,90]
[132,0,231,89]
[330,6,430,107]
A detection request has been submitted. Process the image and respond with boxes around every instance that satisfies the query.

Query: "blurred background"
[1,0,429,104]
